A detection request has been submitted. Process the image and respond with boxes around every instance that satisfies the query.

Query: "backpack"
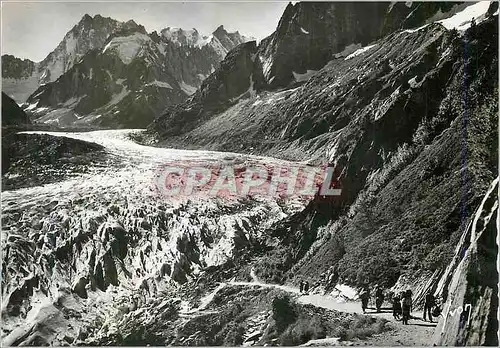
[432,305,442,317]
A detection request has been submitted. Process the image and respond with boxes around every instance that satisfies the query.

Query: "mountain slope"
[1,92,30,127]
[152,2,490,140]
[150,2,498,334]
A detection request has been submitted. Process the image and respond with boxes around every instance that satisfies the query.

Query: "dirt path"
[225,280,437,346]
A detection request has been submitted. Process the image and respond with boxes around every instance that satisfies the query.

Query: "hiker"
[299,280,304,293]
[359,287,369,314]
[423,291,436,322]
[402,290,412,325]
[375,286,384,312]
[330,267,339,285]
[303,280,310,293]
[432,297,442,318]
[392,296,402,320]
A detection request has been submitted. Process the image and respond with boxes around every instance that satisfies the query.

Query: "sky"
[1,1,288,62]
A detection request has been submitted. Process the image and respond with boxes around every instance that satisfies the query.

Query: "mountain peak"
[82,13,92,21]
[213,25,229,36]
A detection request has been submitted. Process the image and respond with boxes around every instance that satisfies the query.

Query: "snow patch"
[292,70,317,82]
[62,96,82,107]
[25,101,39,111]
[408,75,419,88]
[437,1,491,31]
[146,80,173,89]
[344,44,377,60]
[334,43,362,59]
[179,81,197,95]
[107,85,129,107]
[36,107,49,112]
[102,33,151,64]
[404,24,429,33]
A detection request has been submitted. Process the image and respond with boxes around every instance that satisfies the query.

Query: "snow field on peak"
[102,33,152,64]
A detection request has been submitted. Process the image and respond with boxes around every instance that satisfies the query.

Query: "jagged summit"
[160,27,207,47]
[81,13,93,21]
[214,24,226,33]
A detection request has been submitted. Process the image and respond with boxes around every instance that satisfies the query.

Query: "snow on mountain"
[102,32,152,64]
[160,27,210,47]
[437,1,491,30]
[22,20,252,128]
[344,44,377,60]
[161,25,254,60]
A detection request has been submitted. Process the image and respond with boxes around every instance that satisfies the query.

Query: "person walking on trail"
[402,290,412,325]
[392,296,402,320]
[375,286,384,312]
[423,291,436,322]
[303,280,310,294]
[299,281,304,293]
[359,287,369,314]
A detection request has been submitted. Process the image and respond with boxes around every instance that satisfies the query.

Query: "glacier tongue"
[1,129,308,346]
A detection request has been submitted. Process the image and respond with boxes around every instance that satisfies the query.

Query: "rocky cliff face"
[381,2,465,36]
[432,178,498,346]
[154,41,258,135]
[20,18,251,128]
[38,15,135,85]
[256,2,389,89]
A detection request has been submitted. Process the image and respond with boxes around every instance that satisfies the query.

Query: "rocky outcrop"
[1,92,30,127]
[153,41,258,135]
[256,2,388,88]
[2,55,36,79]
[1,133,105,189]
[432,178,498,346]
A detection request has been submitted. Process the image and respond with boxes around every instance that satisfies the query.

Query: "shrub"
[272,294,297,332]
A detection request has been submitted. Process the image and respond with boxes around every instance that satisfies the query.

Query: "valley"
[1,1,498,347]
